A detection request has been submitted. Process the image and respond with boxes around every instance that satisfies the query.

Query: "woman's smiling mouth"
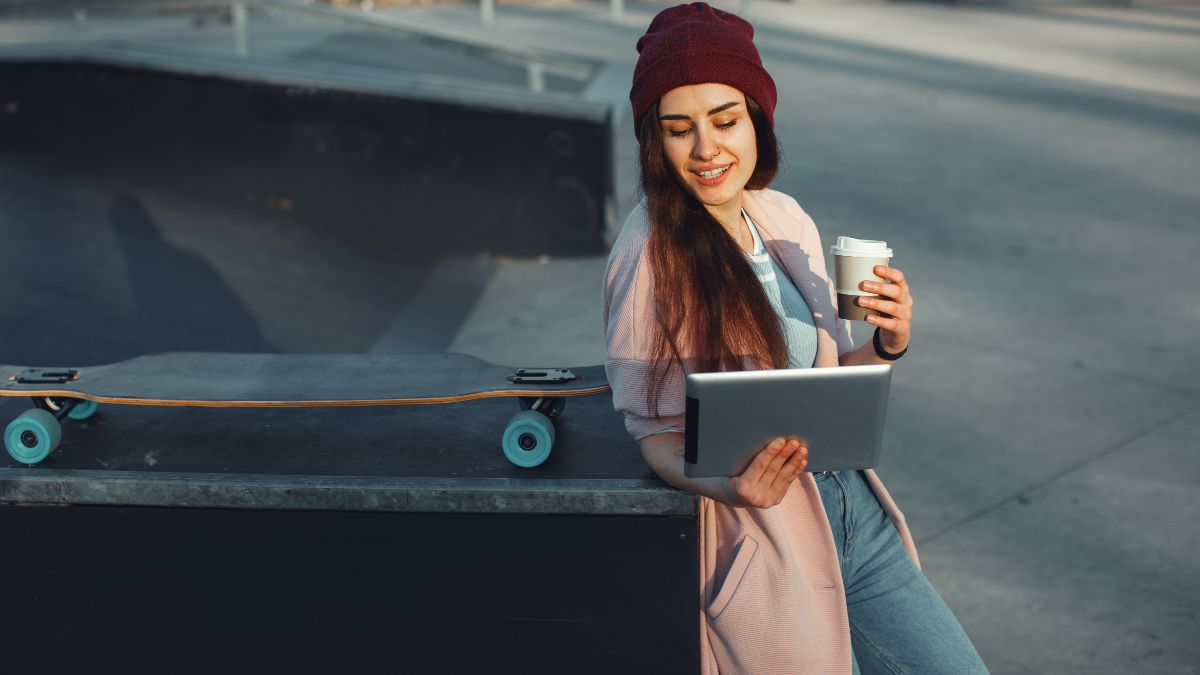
[693,164,732,186]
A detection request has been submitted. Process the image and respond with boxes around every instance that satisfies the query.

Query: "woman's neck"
[705,192,751,252]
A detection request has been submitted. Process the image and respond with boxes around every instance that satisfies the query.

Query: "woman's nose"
[692,130,719,162]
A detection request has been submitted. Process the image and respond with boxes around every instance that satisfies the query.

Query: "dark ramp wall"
[0,61,609,257]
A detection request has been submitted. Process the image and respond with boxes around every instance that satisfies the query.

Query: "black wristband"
[873,327,907,361]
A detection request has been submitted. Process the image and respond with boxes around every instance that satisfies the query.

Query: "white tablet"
[683,365,893,478]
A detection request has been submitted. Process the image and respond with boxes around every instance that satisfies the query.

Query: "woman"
[602,4,990,673]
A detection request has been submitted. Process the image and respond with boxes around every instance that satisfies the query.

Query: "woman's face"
[658,83,758,212]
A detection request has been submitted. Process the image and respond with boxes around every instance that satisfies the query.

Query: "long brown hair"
[637,94,788,418]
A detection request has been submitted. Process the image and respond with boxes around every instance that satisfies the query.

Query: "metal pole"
[610,0,624,24]
[527,63,545,93]
[232,0,250,58]
[481,0,494,28]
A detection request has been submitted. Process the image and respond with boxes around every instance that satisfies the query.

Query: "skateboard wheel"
[5,409,62,465]
[67,399,98,421]
[502,410,555,468]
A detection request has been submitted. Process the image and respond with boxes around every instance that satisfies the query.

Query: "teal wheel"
[502,409,555,468]
[41,397,98,421]
[67,399,98,421]
[5,408,62,464]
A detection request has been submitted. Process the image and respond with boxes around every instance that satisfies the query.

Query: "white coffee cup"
[830,236,893,321]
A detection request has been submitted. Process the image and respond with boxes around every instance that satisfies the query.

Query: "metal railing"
[33,0,595,94]
[233,0,593,93]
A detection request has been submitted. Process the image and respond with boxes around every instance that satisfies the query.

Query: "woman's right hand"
[724,437,808,508]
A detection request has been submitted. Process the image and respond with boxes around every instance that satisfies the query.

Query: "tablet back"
[684,365,893,478]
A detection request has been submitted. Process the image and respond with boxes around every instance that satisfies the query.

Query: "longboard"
[1,352,610,467]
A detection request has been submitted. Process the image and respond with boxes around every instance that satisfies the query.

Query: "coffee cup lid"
[830,236,893,258]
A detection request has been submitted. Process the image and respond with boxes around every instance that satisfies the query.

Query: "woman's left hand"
[858,265,913,355]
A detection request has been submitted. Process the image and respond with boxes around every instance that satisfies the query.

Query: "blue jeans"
[815,470,990,675]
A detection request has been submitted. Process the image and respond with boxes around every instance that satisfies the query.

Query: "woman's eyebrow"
[705,101,741,115]
[659,101,742,121]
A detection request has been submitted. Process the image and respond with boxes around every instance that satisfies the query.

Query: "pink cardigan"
[603,189,921,674]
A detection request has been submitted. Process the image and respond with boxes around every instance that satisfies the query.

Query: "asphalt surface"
[2,1,1199,673]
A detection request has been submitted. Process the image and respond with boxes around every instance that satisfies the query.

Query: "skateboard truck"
[14,369,78,385]
[506,368,576,385]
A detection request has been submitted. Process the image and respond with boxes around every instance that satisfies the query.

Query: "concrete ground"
[2,1,1199,673]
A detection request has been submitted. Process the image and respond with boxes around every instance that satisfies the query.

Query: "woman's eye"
[717,120,737,129]
[668,127,692,138]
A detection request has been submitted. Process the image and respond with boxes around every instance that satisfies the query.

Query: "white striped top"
[743,209,818,370]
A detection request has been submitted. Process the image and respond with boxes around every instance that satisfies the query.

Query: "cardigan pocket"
[705,534,759,620]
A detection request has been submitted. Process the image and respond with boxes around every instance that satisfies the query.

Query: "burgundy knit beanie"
[630,2,777,137]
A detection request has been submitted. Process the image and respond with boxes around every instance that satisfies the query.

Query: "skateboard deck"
[1,352,610,467]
